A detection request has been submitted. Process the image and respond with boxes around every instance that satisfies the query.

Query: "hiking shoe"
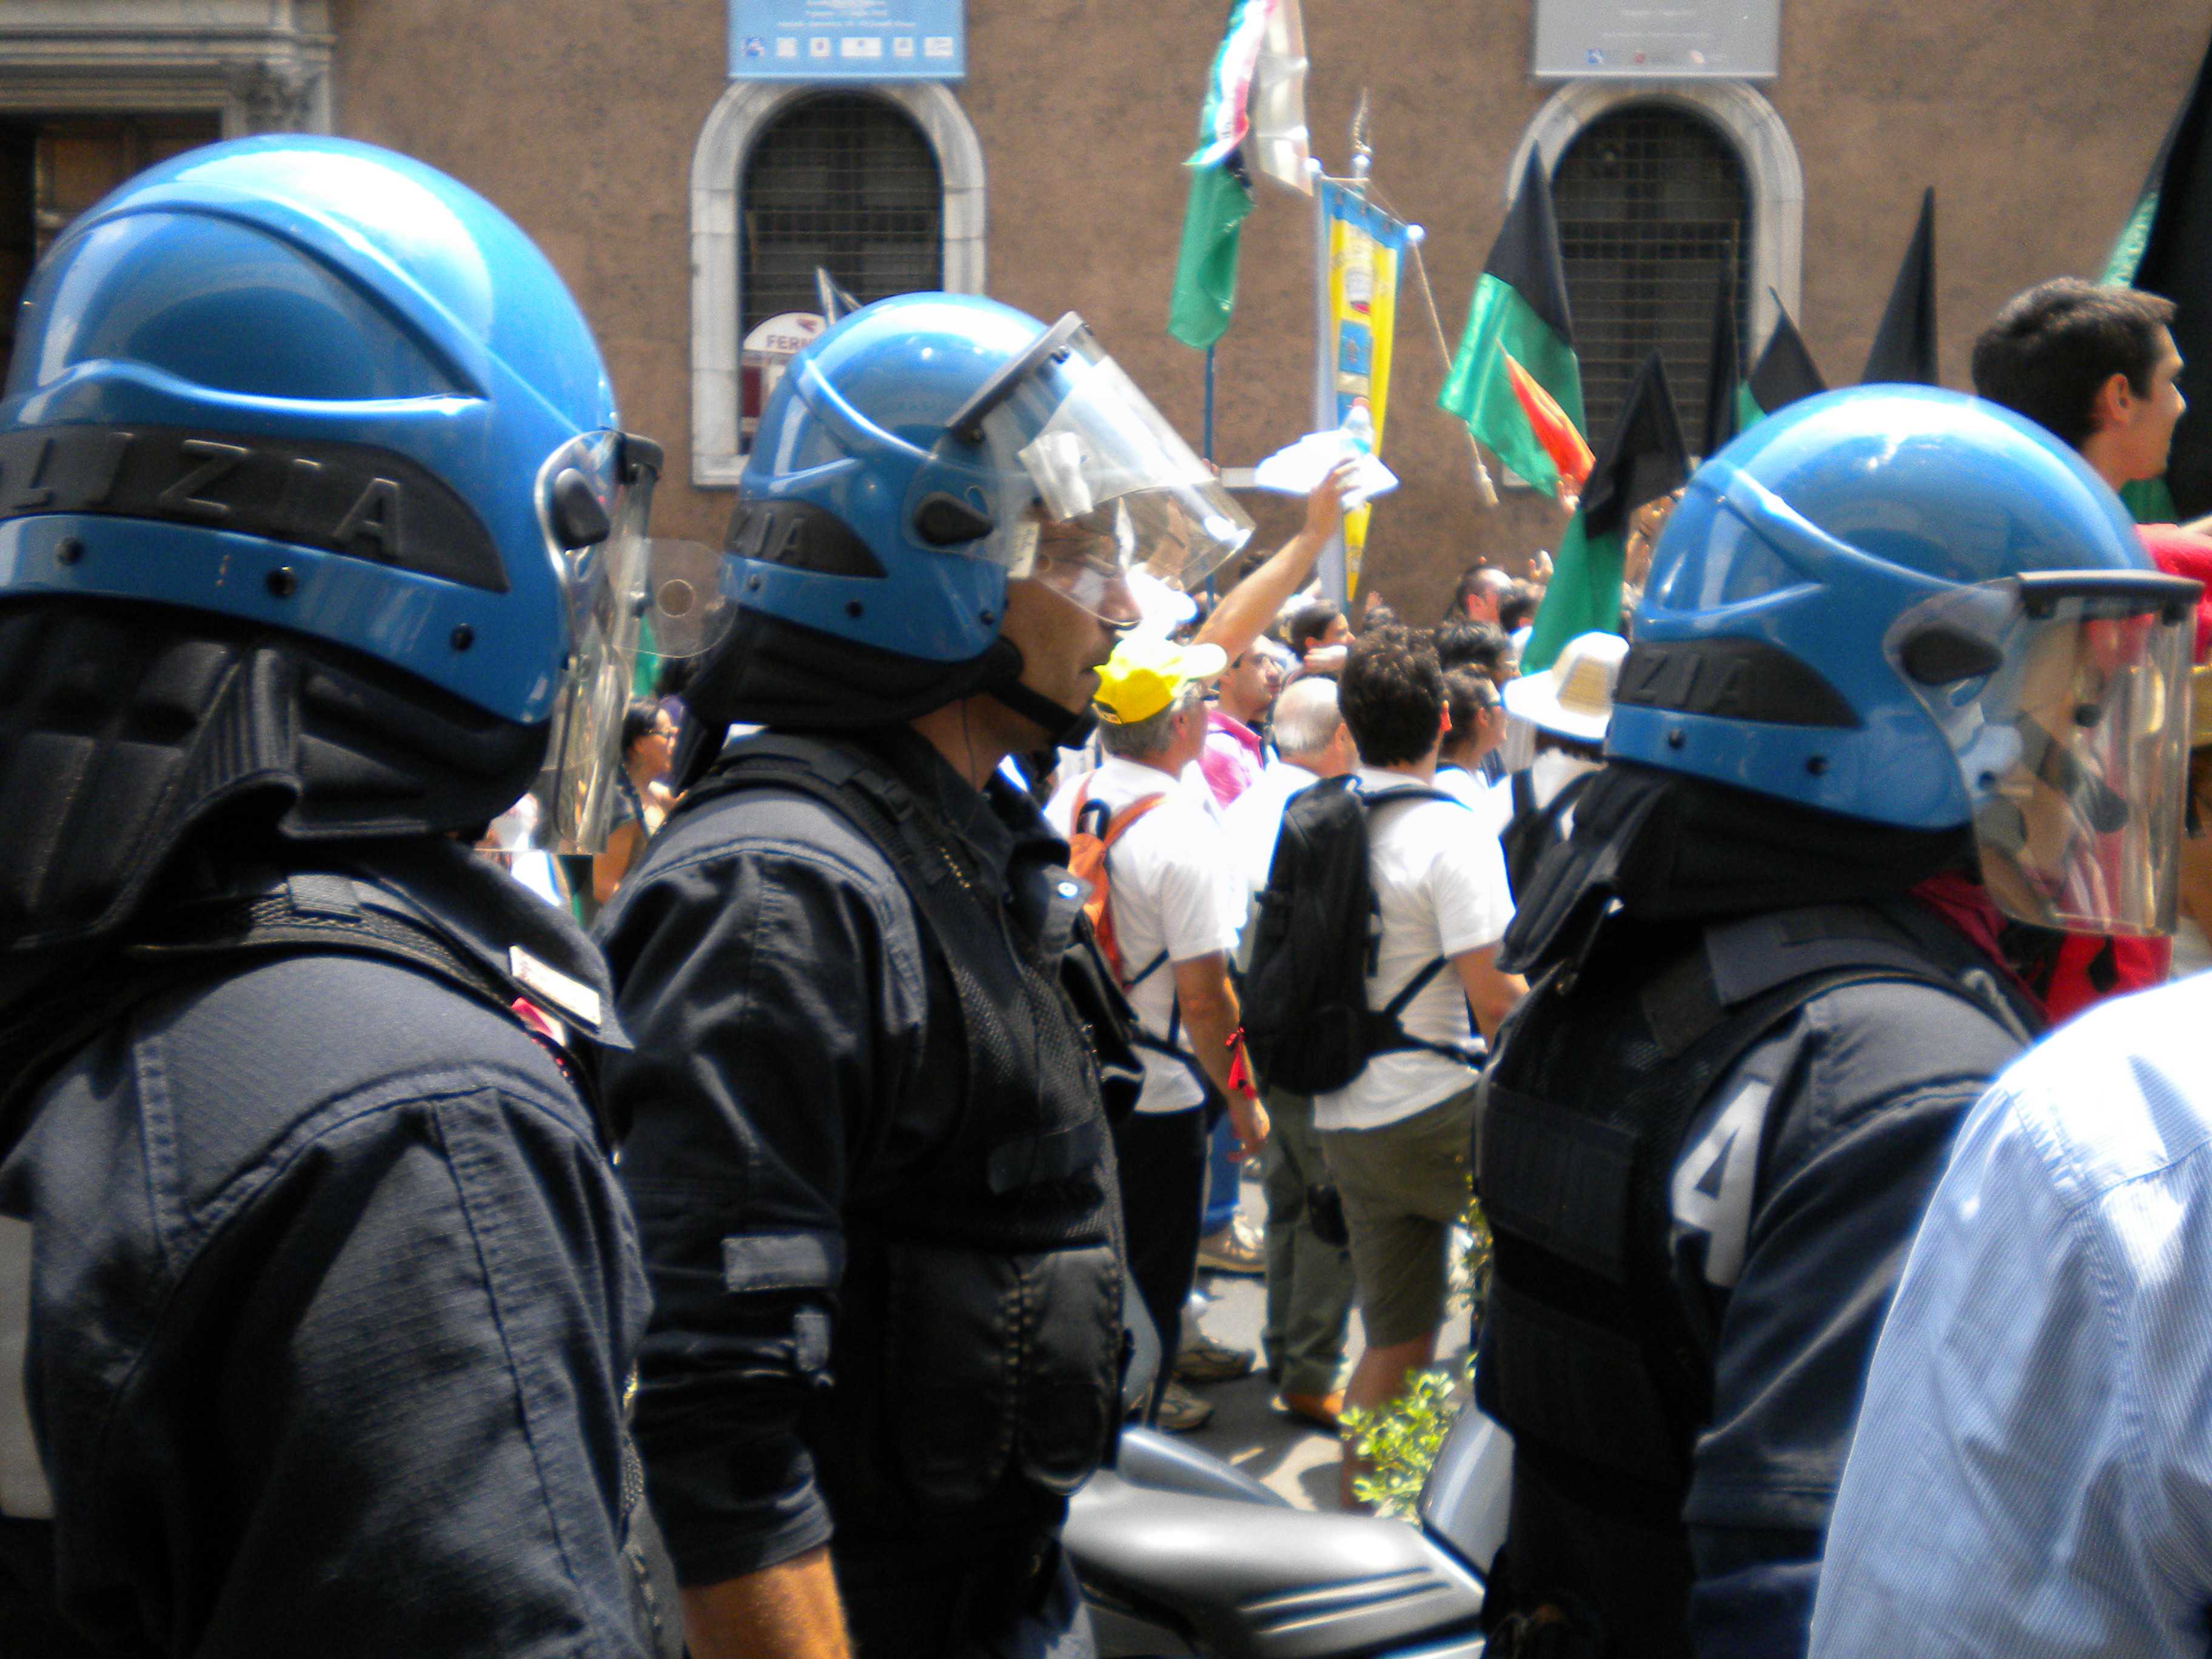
[1175,1332,1258,1384]
[1153,1380,1216,1433]
[1196,1215,1265,1275]
[1273,1389,1346,1432]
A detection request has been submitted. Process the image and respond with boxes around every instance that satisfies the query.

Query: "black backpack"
[1241,775,1472,1096]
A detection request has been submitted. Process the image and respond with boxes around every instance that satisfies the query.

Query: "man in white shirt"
[1318,626,1525,1503]
[1045,635,1267,1430]
[1219,676,1362,1427]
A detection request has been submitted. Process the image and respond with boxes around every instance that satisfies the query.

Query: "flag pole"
[1309,153,1346,606]
[1203,343,1218,599]
[1203,344,1217,463]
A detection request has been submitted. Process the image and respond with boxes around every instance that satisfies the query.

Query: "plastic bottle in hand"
[1342,404,1375,455]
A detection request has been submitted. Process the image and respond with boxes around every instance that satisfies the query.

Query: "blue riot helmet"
[686,293,1252,747]
[0,137,700,948]
[1611,384,2200,935]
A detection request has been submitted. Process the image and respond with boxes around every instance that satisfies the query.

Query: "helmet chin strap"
[987,672,1098,751]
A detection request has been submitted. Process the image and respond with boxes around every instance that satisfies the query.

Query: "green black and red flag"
[2105,27,2212,521]
[1439,152,1592,496]
[1861,188,1938,385]
[1522,352,1690,674]
[1737,298,1828,429]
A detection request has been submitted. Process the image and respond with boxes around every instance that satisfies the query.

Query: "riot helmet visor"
[1888,569,2200,934]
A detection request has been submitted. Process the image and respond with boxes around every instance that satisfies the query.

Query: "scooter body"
[1065,1401,1514,1658]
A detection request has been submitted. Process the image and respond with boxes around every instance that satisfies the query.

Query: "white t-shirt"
[1220,759,1321,897]
[1313,765,1516,1133]
[1435,763,1515,846]
[1046,756,1243,1113]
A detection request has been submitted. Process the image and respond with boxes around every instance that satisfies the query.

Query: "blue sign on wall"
[730,0,965,81]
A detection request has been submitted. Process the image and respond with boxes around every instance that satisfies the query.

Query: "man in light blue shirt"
[1810,973,2212,1658]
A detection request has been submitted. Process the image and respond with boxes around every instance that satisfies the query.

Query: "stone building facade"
[0,1,2202,616]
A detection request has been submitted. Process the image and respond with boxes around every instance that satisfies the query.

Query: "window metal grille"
[1552,105,1750,451]
[740,93,942,342]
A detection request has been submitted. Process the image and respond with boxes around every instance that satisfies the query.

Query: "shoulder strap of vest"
[0,876,566,1164]
[1638,897,2035,1062]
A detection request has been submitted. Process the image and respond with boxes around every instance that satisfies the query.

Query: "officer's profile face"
[1000,568,1127,728]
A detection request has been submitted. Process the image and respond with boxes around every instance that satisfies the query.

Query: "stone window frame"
[1508,79,1801,360]
[0,2,333,137]
[690,79,985,489]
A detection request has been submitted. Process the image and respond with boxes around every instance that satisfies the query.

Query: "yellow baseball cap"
[1091,634,1228,725]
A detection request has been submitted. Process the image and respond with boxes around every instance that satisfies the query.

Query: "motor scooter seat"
[1064,1470,1485,1659]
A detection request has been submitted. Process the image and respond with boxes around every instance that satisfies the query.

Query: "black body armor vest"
[1473,899,2031,1657]
[677,734,1136,1528]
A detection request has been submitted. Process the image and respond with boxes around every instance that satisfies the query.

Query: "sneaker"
[1196,1214,1265,1275]
[1174,1332,1258,1384]
[1272,1389,1346,1432]
[1153,1379,1216,1433]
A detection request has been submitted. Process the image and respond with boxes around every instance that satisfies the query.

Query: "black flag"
[1743,297,1828,423]
[1862,189,1938,385]
[1582,352,1692,541]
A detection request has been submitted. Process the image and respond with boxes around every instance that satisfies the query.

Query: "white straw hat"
[1502,631,1630,744]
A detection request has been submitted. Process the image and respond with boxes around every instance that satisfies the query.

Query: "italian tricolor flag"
[1438,153,1591,497]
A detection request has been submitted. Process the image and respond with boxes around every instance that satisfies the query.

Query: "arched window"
[740,93,942,343]
[690,81,984,486]
[1551,104,1753,446]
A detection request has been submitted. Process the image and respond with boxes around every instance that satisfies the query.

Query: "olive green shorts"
[1318,1085,1476,1349]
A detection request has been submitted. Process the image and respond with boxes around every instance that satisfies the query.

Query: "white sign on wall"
[1533,1,1780,81]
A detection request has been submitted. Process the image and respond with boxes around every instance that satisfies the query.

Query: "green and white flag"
[1168,0,1309,351]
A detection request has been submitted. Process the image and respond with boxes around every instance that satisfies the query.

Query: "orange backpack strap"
[1067,785,1168,985]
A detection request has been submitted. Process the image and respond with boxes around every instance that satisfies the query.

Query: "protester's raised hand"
[1304,460,1357,543]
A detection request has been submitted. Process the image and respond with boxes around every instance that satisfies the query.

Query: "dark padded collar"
[1498,762,1977,977]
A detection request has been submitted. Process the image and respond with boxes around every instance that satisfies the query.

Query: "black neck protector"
[1499,760,1978,977]
[674,605,1094,791]
[0,599,541,954]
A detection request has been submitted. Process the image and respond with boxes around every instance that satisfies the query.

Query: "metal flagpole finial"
[1350,92,1372,184]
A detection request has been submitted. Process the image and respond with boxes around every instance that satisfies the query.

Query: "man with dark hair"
[1971,277,2182,455]
[1323,625,1524,1503]
[1201,641,1284,807]
[1433,618,1513,681]
[1497,581,1540,637]
[1447,563,1515,625]
[1286,600,1351,662]
[1971,276,2204,1019]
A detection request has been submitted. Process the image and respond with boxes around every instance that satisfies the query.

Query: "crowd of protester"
[24,126,2212,1659]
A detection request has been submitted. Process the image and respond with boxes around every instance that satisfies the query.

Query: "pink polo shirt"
[1199,708,1264,807]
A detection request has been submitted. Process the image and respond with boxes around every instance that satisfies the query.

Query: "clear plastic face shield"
[530,431,728,853]
[949,315,1253,625]
[1888,571,2200,934]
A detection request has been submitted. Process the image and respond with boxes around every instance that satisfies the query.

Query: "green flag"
[1523,352,1689,674]
[1168,152,1253,350]
[1439,153,1588,495]
[1167,0,1284,350]
[2104,29,2211,523]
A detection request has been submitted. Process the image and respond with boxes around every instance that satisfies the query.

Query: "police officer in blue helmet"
[0,138,683,1655]
[597,295,1253,1658]
[1471,384,2199,1659]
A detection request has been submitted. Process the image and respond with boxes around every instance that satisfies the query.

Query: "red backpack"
[1067,780,1167,985]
